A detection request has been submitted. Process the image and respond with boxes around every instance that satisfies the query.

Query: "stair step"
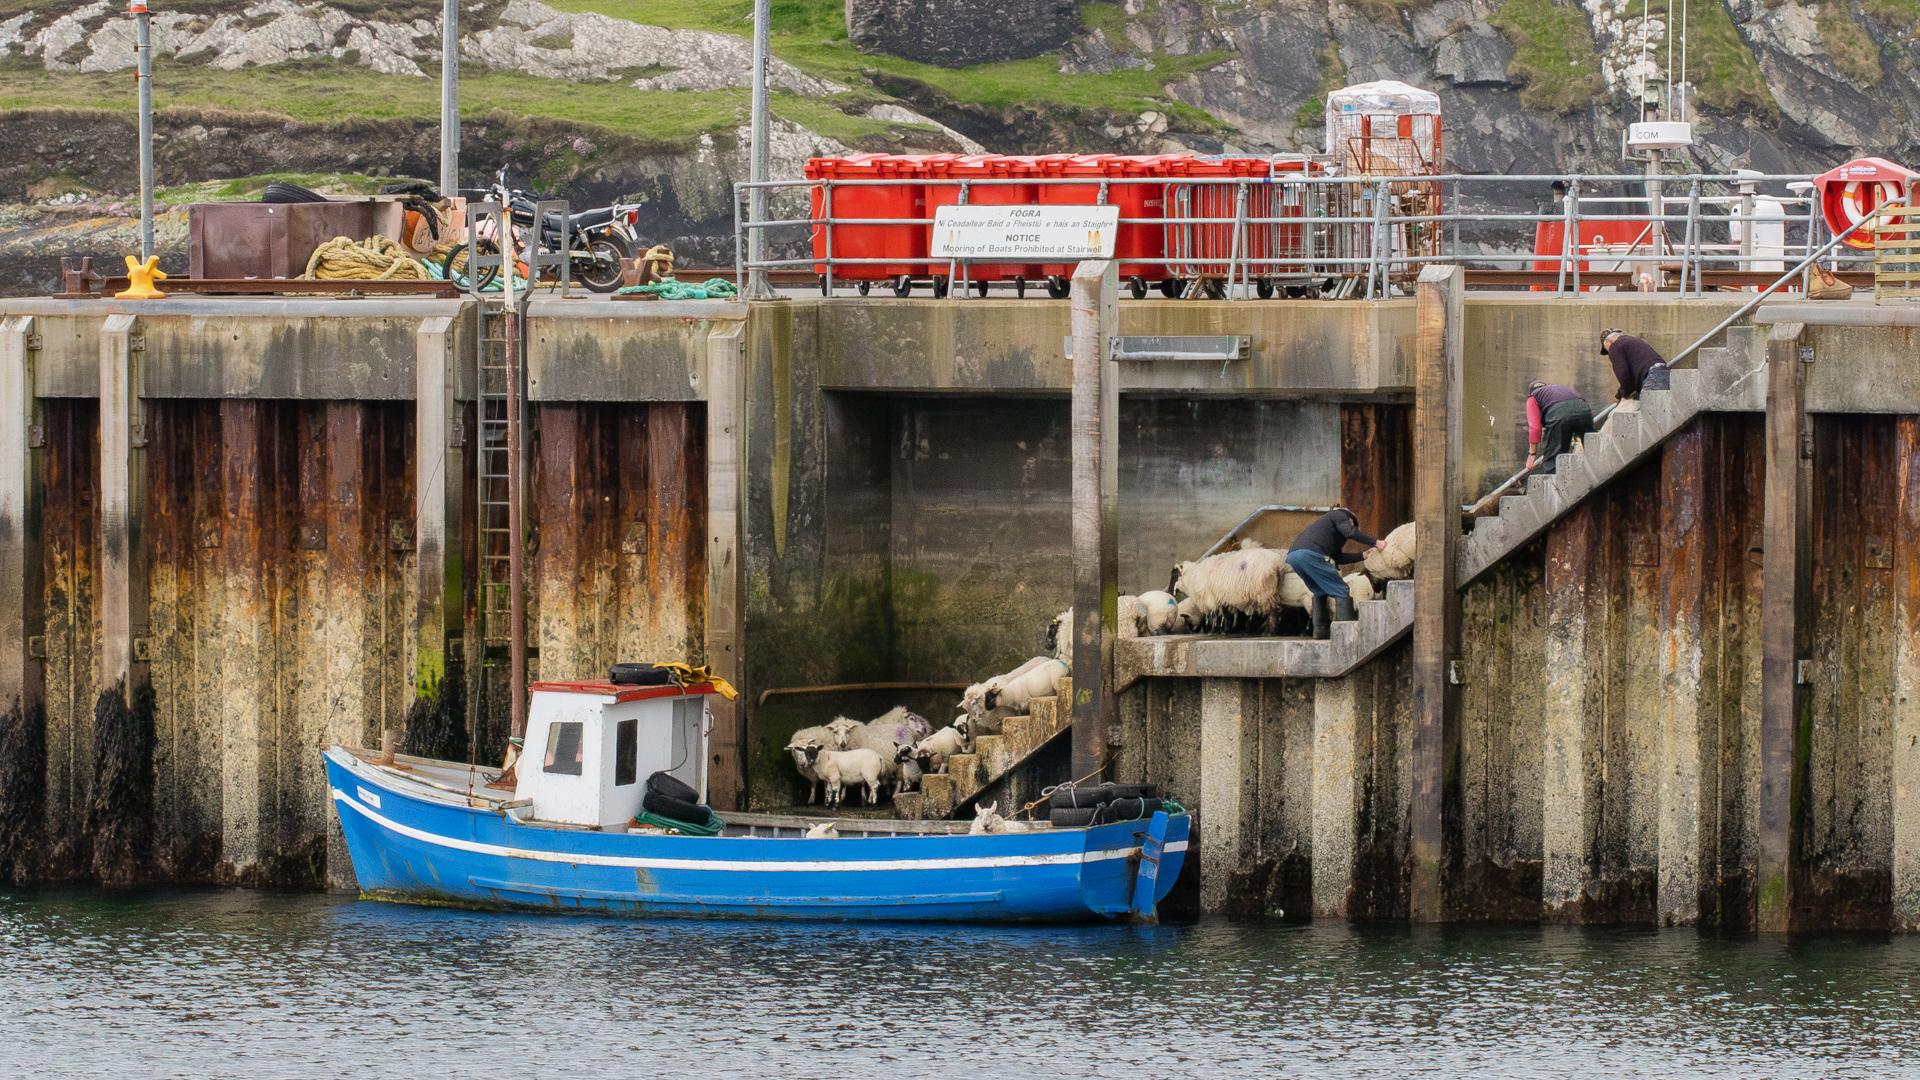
[920,772,954,814]
[972,734,1013,779]
[893,790,926,820]
[1002,712,1039,760]
[1026,696,1056,740]
[948,753,983,802]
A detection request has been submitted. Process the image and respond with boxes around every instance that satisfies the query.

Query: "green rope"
[615,276,740,300]
[1161,798,1187,816]
[633,808,724,836]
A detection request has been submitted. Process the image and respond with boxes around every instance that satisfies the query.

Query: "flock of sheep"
[784,521,1417,811]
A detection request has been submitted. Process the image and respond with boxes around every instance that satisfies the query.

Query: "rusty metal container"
[187,200,405,279]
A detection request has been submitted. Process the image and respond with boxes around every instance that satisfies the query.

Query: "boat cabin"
[515,680,718,828]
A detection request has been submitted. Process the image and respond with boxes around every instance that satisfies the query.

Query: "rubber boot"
[1333,596,1358,623]
[1311,595,1331,640]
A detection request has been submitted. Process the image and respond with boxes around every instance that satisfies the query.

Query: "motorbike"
[442,168,634,293]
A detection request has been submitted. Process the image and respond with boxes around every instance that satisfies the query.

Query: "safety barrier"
[734,158,1873,300]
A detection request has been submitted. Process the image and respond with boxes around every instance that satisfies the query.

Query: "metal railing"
[733,171,1867,300]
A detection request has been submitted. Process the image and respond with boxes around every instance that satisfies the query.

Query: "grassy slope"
[0,0,1226,145]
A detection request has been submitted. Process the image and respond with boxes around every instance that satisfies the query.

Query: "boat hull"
[324,748,1188,923]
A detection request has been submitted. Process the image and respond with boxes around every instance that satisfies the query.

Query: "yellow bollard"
[115,255,167,299]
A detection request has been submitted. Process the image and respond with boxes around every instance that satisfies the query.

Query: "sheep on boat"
[323,678,1187,924]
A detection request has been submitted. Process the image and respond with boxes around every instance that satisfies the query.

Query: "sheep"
[1136,590,1180,635]
[825,715,908,797]
[1344,573,1376,603]
[805,821,839,839]
[1047,608,1072,665]
[960,656,1054,717]
[1170,543,1289,634]
[982,658,1070,714]
[786,724,838,804]
[907,725,972,774]
[895,751,924,794]
[1363,522,1416,580]
[800,745,885,809]
[865,705,933,747]
[970,801,1007,835]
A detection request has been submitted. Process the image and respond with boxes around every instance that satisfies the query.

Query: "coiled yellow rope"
[302,235,427,281]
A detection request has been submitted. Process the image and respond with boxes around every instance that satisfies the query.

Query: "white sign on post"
[930,205,1120,261]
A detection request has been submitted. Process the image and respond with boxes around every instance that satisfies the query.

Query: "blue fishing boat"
[321,680,1188,923]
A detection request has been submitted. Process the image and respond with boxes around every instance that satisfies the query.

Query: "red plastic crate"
[1036,154,1171,281]
[807,153,929,280]
[923,154,1042,282]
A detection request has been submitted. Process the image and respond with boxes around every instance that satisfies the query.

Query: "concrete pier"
[2,289,1920,932]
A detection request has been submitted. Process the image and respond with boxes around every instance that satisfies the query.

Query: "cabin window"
[614,718,637,786]
[543,721,584,776]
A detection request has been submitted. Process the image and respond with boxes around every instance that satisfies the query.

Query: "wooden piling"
[1894,415,1920,931]
[97,314,141,698]
[1411,264,1463,922]
[1069,260,1119,783]
[411,316,460,756]
[0,316,36,725]
[1759,322,1808,933]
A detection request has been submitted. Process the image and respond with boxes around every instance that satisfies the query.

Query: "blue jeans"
[1286,549,1349,599]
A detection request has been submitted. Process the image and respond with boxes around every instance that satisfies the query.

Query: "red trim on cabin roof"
[528,680,721,703]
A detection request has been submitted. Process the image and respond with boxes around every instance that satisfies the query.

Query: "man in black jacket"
[1286,508,1383,640]
[1601,328,1667,410]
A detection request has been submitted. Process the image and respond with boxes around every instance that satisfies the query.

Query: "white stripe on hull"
[333,788,1188,873]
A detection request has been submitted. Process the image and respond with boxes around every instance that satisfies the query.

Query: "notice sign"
[930,205,1120,261]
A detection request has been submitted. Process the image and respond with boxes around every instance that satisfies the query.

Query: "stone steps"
[894,676,1073,820]
[1113,578,1416,687]
[1456,326,1768,586]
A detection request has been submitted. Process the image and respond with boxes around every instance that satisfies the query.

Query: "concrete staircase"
[1456,325,1768,586]
[894,677,1072,820]
[1112,578,1416,689]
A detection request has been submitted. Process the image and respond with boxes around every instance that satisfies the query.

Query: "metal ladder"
[476,302,517,657]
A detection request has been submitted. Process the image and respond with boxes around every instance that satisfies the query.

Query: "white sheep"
[1136,590,1180,635]
[908,725,972,774]
[865,705,933,747]
[1363,522,1416,580]
[982,657,1069,713]
[825,715,906,795]
[1171,543,1289,633]
[786,724,837,804]
[1047,607,1073,665]
[1344,572,1376,603]
[802,745,885,809]
[896,752,924,793]
[805,821,839,839]
[960,656,1054,717]
[970,801,1007,835]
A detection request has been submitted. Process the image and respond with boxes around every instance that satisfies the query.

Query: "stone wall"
[846,0,1079,68]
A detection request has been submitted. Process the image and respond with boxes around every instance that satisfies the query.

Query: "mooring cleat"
[115,254,167,299]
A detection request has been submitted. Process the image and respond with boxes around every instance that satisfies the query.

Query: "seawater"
[2,888,1917,1079]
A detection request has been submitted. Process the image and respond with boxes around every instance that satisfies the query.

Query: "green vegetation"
[548,0,1226,126]
[0,59,749,146]
[1819,3,1883,87]
[1617,0,1773,113]
[1079,0,1132,42]
[154,172,412,204]
[1864,0,1920,32]
[1490,0,1606,113]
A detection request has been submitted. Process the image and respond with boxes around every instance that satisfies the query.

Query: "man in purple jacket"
[1601,328,1668,409]
[1524,381,1595,475]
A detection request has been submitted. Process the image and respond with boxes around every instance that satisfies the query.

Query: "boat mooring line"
[331,786,1187,873]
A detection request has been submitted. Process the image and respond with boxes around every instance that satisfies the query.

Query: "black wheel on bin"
[442,238,500,293]
[1014,275,1027,299]
[1255,278,1275,300]
[892,274,913,297]
[1158,277,1183,299]
[856,280,871,296]
[1129,276,1147,300]
[818,274,829,296]
[974,279,990,297]
[1045,275,1072,299]
[932,275,949,298]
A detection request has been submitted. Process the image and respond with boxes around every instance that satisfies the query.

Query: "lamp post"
[441,0,458,196]
[747,0,772,299]
[131,0,153,261]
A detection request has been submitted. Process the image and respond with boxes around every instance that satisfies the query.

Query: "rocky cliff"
[0,0,1915,292]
